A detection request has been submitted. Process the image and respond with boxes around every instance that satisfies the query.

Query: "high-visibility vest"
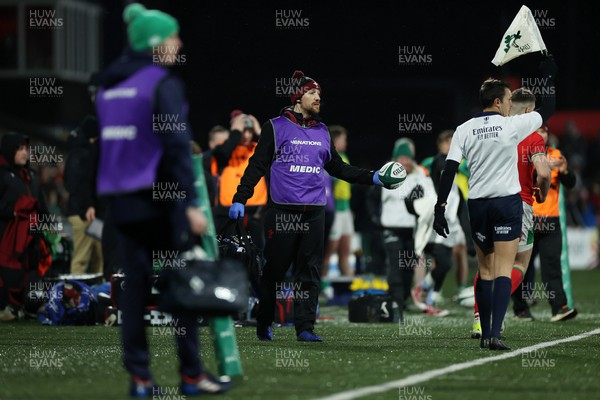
[212,143,267,207]
[533,147,561,217]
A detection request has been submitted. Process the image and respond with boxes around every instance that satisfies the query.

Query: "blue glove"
[372,171,383,186]
[229,202,245,219]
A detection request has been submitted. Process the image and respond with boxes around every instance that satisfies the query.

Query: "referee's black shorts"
[467,193,522,253]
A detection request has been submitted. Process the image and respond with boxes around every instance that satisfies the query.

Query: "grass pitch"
[1,269,599,400]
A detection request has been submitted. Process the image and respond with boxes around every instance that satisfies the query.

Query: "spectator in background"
[202,125,229,205]
[320,171,336,299]
[368,138,437,320]
[323,126,355,277]
[64,117,103,275]
[351,175,387,276]
[586,128,600,181]
[0,133,48,321]
[421,130,470,293]
[560,120,586,172]
[84,76,120,283]
[211,111,266,247]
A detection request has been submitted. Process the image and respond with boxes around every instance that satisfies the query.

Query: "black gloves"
[433,204,449,238]
[540,54,558,80]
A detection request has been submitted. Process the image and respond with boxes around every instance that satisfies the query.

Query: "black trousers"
[426,243,452,292]
[527,216,568,313]
[114,215,201,381]
[256,206,324,335]
[383,228,415,312]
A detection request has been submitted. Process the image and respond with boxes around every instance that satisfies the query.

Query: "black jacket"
[232,107,374,210]
[0,134,48,239]
[64,116,104,219]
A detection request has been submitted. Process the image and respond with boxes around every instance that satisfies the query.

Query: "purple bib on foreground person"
[269,116,331,205]
[96,65,168,195]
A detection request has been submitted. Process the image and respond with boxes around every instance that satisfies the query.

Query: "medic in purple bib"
[229,70,391,342]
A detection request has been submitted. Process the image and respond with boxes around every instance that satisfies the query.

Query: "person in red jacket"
[0,133,48,321]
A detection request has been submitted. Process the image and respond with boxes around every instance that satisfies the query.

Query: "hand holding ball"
[376,161,407,189]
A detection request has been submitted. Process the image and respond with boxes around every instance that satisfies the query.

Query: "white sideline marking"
[316,328,600,400]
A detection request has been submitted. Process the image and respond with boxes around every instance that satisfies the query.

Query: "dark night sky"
[121,0,600,168]
[6,0,600,168]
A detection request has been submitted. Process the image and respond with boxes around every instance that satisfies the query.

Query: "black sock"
[492,276,511,338]
[475,278,493,339]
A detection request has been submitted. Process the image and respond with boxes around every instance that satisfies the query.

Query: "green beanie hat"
[392,139,414,159]
[123,3,179,51]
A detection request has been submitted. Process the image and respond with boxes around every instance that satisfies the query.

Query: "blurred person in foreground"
[95,3,230,397]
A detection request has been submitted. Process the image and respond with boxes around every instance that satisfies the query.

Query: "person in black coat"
[0,133,48,321]
[64,117,104,275]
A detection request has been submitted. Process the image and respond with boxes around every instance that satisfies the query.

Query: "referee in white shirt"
[433,56,557,350]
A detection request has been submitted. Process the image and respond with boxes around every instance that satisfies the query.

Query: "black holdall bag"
[348,294,401,323]
[157,246,249,317]
[217,218,265,285]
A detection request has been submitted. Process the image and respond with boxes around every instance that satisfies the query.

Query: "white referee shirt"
[446,111,542,199]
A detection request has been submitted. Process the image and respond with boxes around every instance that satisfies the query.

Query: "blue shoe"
[181,373,233,396]
[257,324,273,341]
[297,330,324,342]
[129,376,157,398]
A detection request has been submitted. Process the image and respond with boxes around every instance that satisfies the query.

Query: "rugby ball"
[378,161,406,189]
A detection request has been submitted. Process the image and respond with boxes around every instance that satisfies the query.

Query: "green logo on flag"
[503,30,522,53]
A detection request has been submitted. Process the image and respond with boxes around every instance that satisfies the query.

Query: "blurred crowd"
[0,112,598,320]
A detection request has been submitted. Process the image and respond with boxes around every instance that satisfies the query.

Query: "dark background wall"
[2,0,599,168]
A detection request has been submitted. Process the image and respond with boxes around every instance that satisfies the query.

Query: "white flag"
[491,5,547,66]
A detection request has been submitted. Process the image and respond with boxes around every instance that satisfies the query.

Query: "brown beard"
[307,104,320,117]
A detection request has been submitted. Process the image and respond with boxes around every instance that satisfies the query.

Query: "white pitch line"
[316,328,600,400]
